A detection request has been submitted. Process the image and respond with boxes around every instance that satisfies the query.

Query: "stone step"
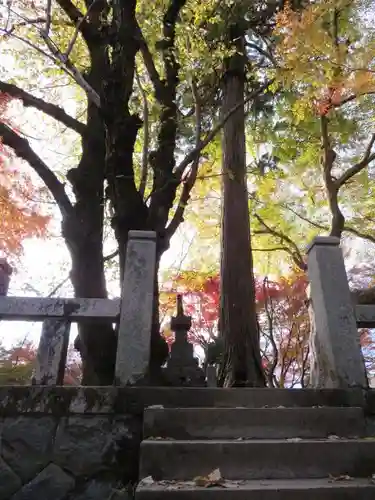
[136,478,375,500]
[128,387,365,410]
[140,439,375,480]
[143,407,366,440]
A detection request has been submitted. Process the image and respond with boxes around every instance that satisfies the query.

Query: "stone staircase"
[136,388,375,499]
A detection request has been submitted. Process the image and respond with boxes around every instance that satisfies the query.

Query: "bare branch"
[0,25,100,107]
[134,22,164,97]
[281,204,326,230]
[254,213,306,271]
[64,0,99,60]
[344,226,375,245]
[45,0,52,36]
[39,31,100,106]
[5,17,46,34]
[320,115,345,238]
[336,133,375,187]
[0,81,85,134]
[0,122,73,218]
[246,42,276,66]
[174,79,275,179]
[104,249,119,261]
[135,67,150,199]
[55,0,95,45]
[166,75,202,239]
[338,91,375,108]
[263,277,278,387]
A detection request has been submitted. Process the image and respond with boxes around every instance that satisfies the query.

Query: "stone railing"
[0,230,205,387]
[307,236,372,389]
[0,231,158,386]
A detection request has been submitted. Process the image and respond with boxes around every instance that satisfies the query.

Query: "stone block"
[0,457,21,499]
[11,463,74,500]
[115,231,157,386]
[2,416,57,482]
[140,439,375,480]
[68,480,116,500]
[33,319,71,385]
[53,415,141,482]
[307,237,368,388]
[53,416,115,476]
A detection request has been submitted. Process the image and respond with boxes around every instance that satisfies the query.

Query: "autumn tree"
[248,0,375,274]
[0,0,280,384]
[161,268,312,388]
[0,92,49,258]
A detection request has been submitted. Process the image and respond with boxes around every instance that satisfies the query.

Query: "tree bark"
[218,37,266,388]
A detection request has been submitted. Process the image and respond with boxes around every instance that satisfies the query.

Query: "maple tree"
[217,0,375,276]
[161,268,311,387]
[0,92,49,258]
[0,339,81,385]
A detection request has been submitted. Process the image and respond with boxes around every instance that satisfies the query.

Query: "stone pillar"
[33,319,71,385]
[306,236,368,388]
[115,231,157,386]
[164,295,206,386]
[0,258,13,296]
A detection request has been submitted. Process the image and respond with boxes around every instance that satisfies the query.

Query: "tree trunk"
[59,30,121,385]
[218,39,266,388]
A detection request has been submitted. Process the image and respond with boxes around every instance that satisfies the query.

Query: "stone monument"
[164,294,206,386]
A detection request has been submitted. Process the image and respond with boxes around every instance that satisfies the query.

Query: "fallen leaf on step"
[286,437,302,442]
[328,474,353,482]
[236,437,245,441]
[370,474,375,484]
[328,435,341,440]
[276,405,286,408]
[148,436,175,440]
[194,468,224,488]
[139,476,154,486]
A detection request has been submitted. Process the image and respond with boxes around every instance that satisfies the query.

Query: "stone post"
[0,258,13,296]
[33,319,71,385]
[115,231,157,386]
[306,236,368,388]
[164,295,206,386]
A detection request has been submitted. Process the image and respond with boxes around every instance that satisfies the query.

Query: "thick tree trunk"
[218,43,266,388]
[61,34,117,385]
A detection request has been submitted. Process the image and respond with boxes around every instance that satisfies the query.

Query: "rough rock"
[10,463,74,500]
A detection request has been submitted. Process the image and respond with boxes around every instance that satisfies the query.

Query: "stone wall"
[0,387,145,500]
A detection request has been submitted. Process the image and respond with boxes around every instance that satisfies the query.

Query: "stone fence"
[1,233,373,390]
[307,236,375,389]
[1,231,159,386]
[0,230,205,388]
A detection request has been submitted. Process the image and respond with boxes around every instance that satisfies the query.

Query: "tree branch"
[45,0,53,36]
[174,79,274,179]
[254,213,306,270]
[134,22,164,98]
[320,115,345,238]
[55,0,96,45]
[166,75,201,239]
[0,123,73,218]
[344,226,375,245]
[135,68,150,199]
[336,133,375,187]
[0,81,86,135]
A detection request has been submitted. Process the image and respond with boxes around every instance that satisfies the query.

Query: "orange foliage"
[0,92,49,256]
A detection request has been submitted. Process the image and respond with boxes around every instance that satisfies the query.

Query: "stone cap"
[128,230,157,240]
[306,236,340,255]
